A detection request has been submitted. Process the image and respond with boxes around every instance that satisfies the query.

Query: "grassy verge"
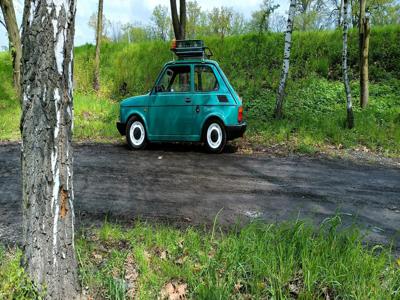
[1,218,399,299]
[243,77,400,157]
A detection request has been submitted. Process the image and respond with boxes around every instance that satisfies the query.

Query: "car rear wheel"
[204,120,226,153]
[126,117,147,150]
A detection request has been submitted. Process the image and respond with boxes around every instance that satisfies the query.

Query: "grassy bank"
[1,218,399,299]
[1,26,400,156]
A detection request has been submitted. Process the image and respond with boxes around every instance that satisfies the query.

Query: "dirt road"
[0,143,399,251]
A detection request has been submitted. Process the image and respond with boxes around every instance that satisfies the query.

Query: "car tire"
[203,119,226,154]
[126,116,147,150]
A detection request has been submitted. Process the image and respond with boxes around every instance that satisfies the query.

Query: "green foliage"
[73,94,119,141]
[75,218,400,299]
[72,25,400,100]
[0,52,20,141]
[246,77,400,155]
[0,246,43,299]
[151,5,171,41]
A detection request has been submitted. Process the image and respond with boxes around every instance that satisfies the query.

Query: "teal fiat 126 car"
[116,40,246,153]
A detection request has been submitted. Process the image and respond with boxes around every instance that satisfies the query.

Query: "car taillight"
[171,39,177,49]
[238,106,243,123]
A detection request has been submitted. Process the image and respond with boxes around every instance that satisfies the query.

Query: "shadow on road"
[120,141,238,154]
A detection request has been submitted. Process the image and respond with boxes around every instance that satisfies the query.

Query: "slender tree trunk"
[0,0,22,100]
[21,1,79,298]
[170,0,186,39]
[179,0,186,39]
[274,0,296,119]
[343,0,354,129]
[93,0,103,92]
[359,0,369,108]
[338,0,344,27]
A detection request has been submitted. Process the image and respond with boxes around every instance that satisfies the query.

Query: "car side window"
[158,66,191,93]
[194,65,219,92]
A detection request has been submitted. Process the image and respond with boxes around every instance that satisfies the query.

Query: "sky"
[0,0,290,49]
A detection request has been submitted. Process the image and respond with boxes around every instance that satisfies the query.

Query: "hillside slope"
[1,26,399,155]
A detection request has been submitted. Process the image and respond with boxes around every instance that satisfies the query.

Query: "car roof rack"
[171,39,213,60]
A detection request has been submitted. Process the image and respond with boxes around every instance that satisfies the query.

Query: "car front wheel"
[126,117,147,150]
[204,120,226,153]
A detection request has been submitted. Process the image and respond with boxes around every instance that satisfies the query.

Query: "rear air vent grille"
[218,95,228,103]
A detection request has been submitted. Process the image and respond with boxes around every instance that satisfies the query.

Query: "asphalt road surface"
[0,143,399,251]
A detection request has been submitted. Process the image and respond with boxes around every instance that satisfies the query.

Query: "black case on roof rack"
[171,40,213,60]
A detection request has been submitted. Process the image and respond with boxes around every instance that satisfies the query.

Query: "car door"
[191,64,231,136]
[148,64,195,140]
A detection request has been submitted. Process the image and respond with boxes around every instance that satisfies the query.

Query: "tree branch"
[170,0,180,39]
[0,18,6,29]
[179,0,186,38]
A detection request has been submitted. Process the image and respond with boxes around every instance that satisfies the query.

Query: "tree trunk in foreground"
[170,0,186,40]
[21,1,79,298]
[274,0,296,119]
[0,0,22,100]
[359,0,370,109]
[342,0,354,129]
[93,0,103,92]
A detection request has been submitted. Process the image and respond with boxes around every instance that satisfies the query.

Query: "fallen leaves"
[287,270,304,297]
[154,247,168,260]
[174,255,188,265]
[125,253,139,299]
[234,281,243,293]
[159,280,188,300]
[91,251,103,265]
[321,287,334,300]
[81,111,92,120]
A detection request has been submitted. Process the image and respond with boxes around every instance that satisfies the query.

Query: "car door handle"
[185,97,191,103]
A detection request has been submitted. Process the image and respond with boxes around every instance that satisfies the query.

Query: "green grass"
[0,92,120,142]
[0,52,20,141]
[73,94,120,141]
[243,77,400,156]
[0,51,120,142]
[74,218,400,299]
[0,246,43,299]
[1,218,400,299]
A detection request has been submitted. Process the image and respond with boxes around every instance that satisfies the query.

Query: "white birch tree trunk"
[339,0,344,28]
[359,0,369,109]
[21,0,79,298]
[342,0,354,129]
[93,0,103,92]
[274,0,296,119]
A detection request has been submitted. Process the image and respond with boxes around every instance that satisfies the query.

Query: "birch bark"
[274,0,296,119]
[359,0,369,108]
[342,0,354,129]
[93,0,103,92]
[21,0,79,298]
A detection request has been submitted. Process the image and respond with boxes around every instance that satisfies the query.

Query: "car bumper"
[226,122,247,140]
[116,122,126,136]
